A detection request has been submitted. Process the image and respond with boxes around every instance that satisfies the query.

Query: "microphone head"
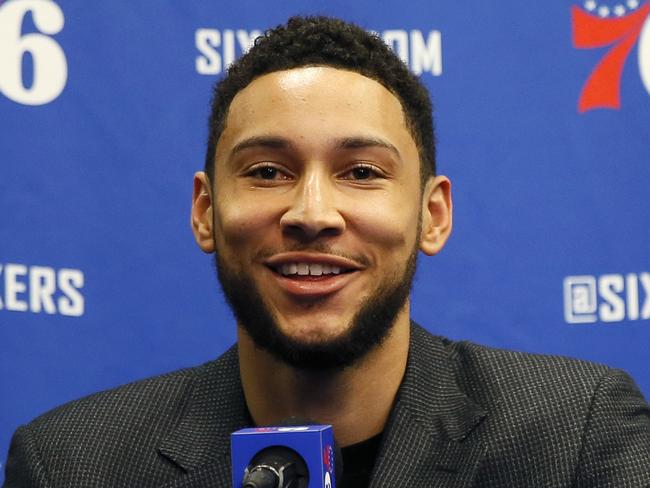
[243,467,279,488]
[243,446,308,488]
[232,424,339,488]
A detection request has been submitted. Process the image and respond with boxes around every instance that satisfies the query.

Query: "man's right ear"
[191,171,215,253]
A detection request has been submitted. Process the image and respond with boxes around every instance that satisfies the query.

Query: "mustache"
[255,243,371,268]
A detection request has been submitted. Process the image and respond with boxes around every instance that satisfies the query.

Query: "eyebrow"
[228,135,402,161]
[230,136,291,156]
[335,137,402,162]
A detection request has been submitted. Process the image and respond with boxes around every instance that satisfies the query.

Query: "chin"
[216,249,417,370]
[278,318,351,345]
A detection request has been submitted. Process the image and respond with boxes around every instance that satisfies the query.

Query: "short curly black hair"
[204,15,436,184]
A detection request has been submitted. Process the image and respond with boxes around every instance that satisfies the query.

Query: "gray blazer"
[4,324,650,487]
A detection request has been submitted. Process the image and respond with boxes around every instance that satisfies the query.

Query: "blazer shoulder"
[410,323,617,409]
[443,338,643,442]
[408,326,650,485]
[27,345,238,434]
[30,362,198,431]
[4,347,239,487]
[450,340,650,485]
[447,338,614,397]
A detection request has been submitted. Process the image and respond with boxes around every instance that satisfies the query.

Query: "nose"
[279,169,345,240]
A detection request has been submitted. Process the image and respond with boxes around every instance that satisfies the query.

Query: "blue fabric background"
[1,1,649,480]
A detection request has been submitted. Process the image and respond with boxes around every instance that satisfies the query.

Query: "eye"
[257,166,279,180]
[246,164,290,181]
[341,164,382,181]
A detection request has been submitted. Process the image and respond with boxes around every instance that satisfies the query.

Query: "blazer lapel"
[154,325,487,488]
[370,324,487,488]
[156,346,250,488]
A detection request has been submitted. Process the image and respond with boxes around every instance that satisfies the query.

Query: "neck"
[238,310,410,447]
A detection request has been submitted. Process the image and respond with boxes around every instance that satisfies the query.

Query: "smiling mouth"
[273,262,351,277]
[268,263,358,281]
[264,254,363,293]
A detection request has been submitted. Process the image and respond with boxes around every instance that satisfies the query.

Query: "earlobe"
[419,176,452,256]
[191,171,216,253]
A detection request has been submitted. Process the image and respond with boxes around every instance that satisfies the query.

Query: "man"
[4,16,650,488]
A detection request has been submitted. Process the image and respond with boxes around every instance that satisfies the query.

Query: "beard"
[214,245,418,371]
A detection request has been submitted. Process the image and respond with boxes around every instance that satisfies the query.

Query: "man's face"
[195,66,449,369]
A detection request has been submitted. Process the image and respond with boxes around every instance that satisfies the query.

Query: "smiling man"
[4,15,650,488]
[190,62,449,473]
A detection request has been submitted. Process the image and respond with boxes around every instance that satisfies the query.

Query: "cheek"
[214,198,278,250]
[344,196,420,251]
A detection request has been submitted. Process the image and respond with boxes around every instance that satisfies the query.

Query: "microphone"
[241,445,308,488]
[231,423,340,488]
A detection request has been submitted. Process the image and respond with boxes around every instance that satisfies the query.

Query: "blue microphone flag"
[231,424,337,488]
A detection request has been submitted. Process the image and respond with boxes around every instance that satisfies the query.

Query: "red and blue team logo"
[323,444,334,473]
[571,1,650,112]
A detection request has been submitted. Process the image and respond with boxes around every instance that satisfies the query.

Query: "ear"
[191,171,216,253]
[419,175,452,256]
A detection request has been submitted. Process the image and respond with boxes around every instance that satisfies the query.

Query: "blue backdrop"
[2,0,649,480]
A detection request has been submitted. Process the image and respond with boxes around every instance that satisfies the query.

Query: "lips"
[277,262,342,276]
[264,253,363,297]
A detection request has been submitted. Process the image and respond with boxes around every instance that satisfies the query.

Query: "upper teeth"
[279,263,342,276]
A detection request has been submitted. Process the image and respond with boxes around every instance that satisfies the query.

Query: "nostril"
[282,223,309,237]
[279,198,345,238]
[282,224,342,241]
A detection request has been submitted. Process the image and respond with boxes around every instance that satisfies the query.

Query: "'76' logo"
[0,0,67,106]
[572,1,650,112]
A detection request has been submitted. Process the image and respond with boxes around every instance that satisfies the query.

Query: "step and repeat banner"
[1,0,649,479]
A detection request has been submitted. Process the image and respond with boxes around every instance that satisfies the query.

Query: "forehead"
[232,66,401,109]
[217,66,414,152]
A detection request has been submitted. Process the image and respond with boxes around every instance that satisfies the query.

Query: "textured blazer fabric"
[4,324,650,487]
